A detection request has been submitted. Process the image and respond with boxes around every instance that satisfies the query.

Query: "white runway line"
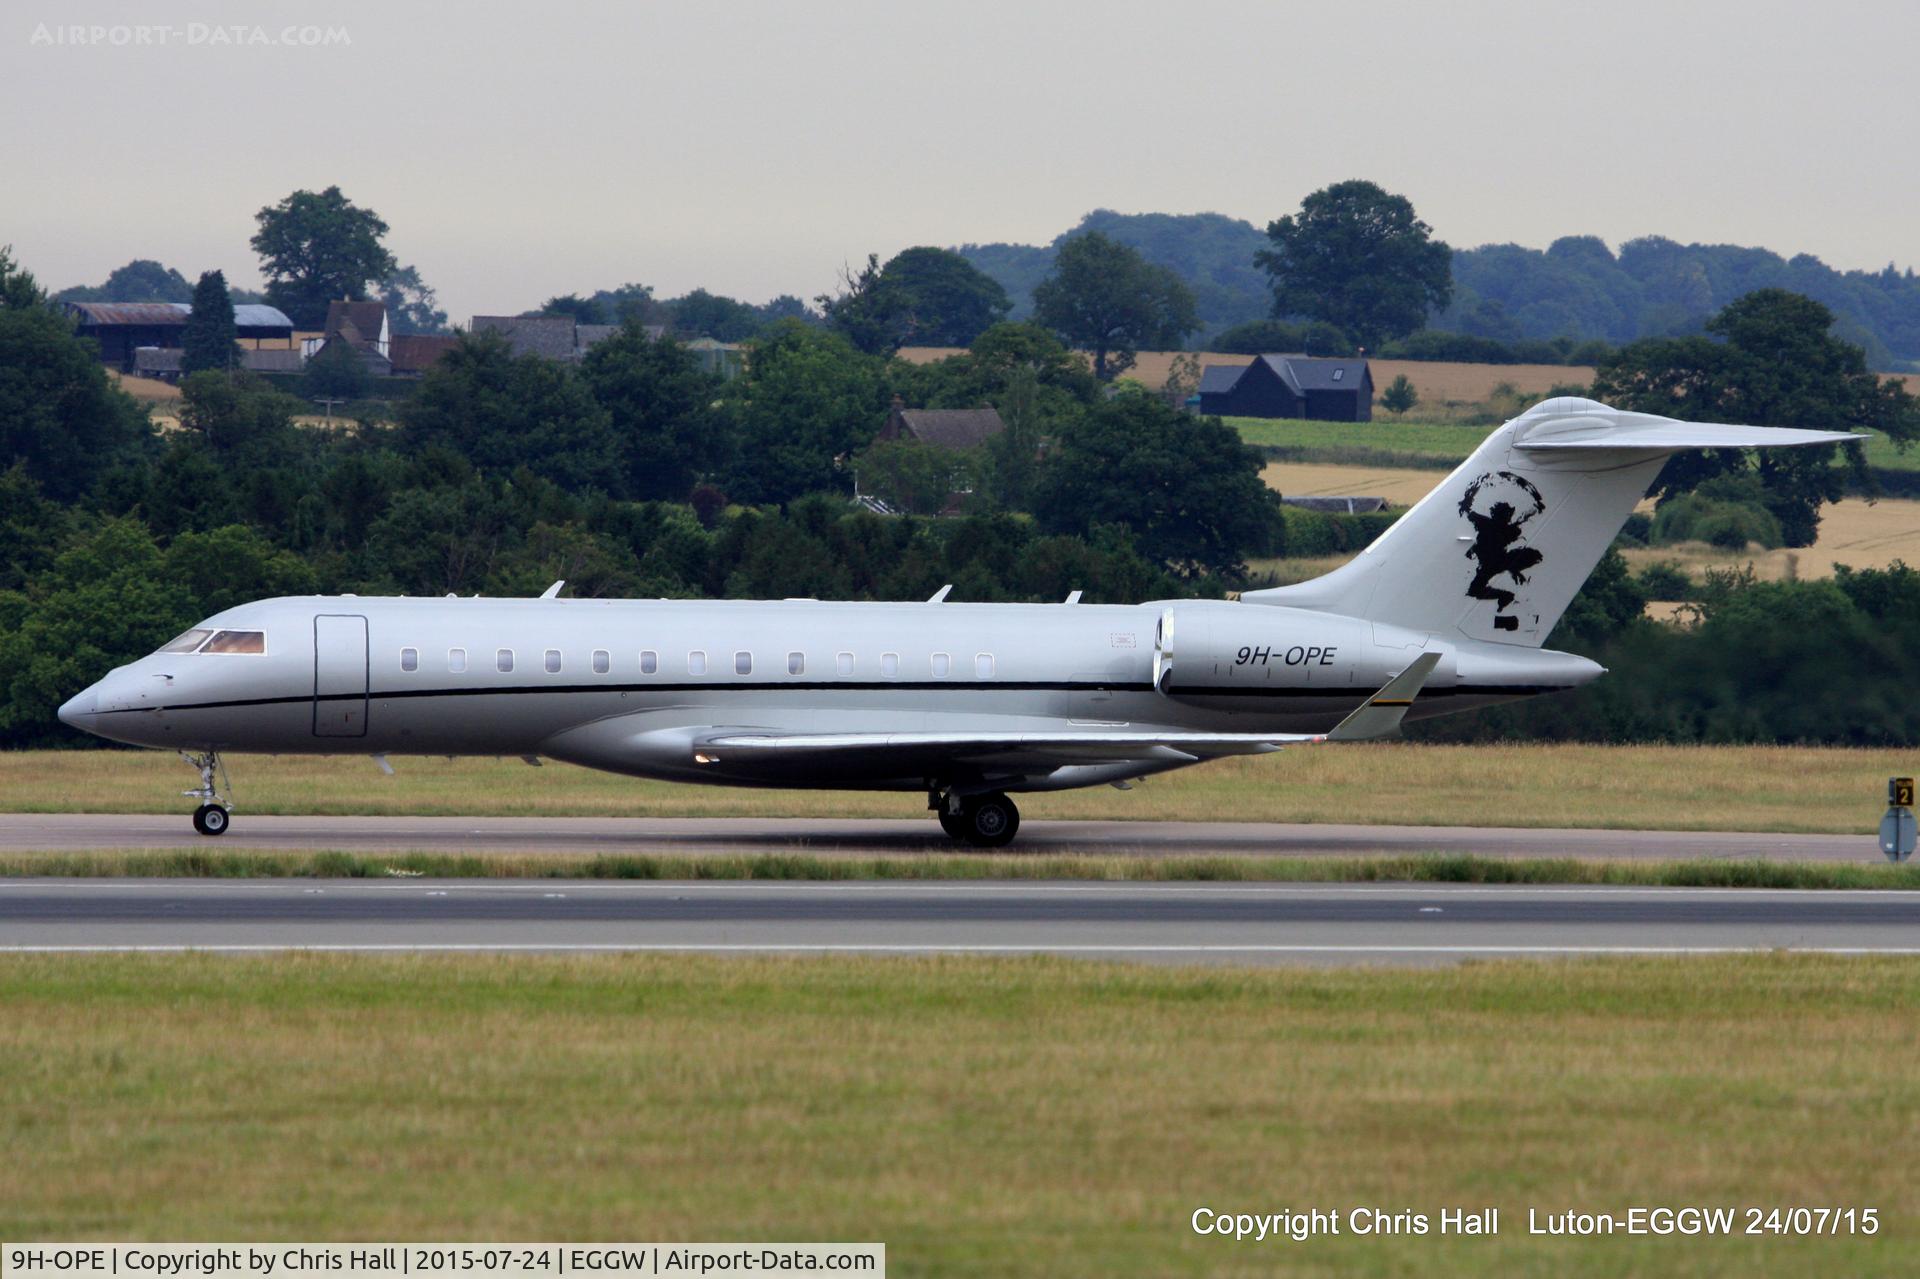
[3,937,1920,944]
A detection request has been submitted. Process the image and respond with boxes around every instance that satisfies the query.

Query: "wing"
[697,654,1441,770]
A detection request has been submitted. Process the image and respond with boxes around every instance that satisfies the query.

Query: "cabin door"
[313,614,369,737]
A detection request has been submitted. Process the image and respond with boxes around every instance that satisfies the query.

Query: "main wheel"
[937,807,966,839]
[960,793,1019,848]
[192,804,230,836]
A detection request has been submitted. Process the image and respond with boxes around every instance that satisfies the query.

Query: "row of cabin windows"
[395,647,996,679]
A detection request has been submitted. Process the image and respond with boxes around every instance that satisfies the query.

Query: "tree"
[302,338,374,402]
[378,264,449,334]
[719,321,888,504]
[539,294,607,325]
[180,270,240,374]
[398,333,624,494]
[0,301,150,500]
[1593,289,1920,545]
[250,186,398,329]
[875,247,1011,347]
[54,259,195,304]
[0,245,45,311]
[854,439,970,515]
[1033,391,1281,578]
[578,323,726,500]
[667,289,766,342]
[1381,374,1419,415]
[1031,232,1198,381]
[1257,179,1453,350]
[816,254,913,355]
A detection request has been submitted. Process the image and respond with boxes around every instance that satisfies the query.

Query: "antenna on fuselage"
[539,580,565,599]
[1064,590,1083,604]
[927,584,952,603]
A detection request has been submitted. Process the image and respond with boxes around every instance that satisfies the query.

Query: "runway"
[2,879,1916,964]
[0,813,1882,861]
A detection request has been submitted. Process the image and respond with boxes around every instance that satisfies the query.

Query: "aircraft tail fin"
[1241,397,1857,646]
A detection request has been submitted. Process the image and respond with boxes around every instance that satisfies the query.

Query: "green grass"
[1227,414,1920,477]
[6,848,1920,888]
[1225,415,1493,460]
[4,743,1909,834]
[3,952,1916,1275]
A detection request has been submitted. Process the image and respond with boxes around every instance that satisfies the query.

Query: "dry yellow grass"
[1261,460,1920,579]
[2,953,1915,1275]
[1261,460,1446,506]
[896,348,1593,406]
[1622,494,1920,580]
[105,369,181,401]
[2,743,1905,833]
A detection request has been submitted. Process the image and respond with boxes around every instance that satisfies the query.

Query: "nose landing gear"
[182,750,234,836]
[930,788,1021,848]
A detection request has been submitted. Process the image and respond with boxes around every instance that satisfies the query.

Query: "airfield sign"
[1880,777,1915,863]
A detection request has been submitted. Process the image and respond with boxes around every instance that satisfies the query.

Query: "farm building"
[878,398,1006,451]
[388,334,458,377]
[1198,355,1373,421]
[470,315,638,360]
[303,300,393,375]
[66,301,296,371]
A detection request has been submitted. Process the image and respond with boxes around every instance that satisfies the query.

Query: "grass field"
[3,744,1909,833]
[2,952,1914,1275]
[1254,453,1920,583]
[7,849,1918,888]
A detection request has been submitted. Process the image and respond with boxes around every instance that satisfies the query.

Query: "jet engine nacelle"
[1153,602,1448,702]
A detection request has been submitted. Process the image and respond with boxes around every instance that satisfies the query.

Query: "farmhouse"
[1198,354,1373,421]
[66,300,296,371]
[878,398,1006,451]
[303,300,393,375]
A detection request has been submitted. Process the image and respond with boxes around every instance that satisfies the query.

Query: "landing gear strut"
[931,788,1020,848]
[182,750,233,837]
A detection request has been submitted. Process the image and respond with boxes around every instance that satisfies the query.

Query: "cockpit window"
[202,630,266,654]
[159,628,214,654]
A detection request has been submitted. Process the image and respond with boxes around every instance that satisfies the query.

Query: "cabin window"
[787,652,804,676]
[976,653,995,679]
[496,649,514,673]
[835,652,854,677]
[544,649,562,674]
[202,630,266,654]
[592,649,610,675]
[880,652,899,678]
[400,648,418,673]
[688,650,707,676]
[448,647,467,673]
[931,653,951,678]
[1331,367,1345,381]
[159,628,214,654]
[734,651,752,676]
[640,650,658,675]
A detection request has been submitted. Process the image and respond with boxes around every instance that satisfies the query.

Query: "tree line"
[0,247,1285,748]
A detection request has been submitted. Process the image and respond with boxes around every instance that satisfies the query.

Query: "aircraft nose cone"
[58,686,98,729]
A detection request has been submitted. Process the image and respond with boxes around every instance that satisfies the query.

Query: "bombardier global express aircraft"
[58,398,1854,846]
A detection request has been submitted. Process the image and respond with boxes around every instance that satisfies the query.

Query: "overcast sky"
[4,0,1913,323]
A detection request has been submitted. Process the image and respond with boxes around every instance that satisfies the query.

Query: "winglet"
[1322,653,1441,743]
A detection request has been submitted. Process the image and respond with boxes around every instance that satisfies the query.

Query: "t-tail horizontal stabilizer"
[1321,652,1441,743]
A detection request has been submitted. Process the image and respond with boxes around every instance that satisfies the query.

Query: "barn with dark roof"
[1197,355,1373,421]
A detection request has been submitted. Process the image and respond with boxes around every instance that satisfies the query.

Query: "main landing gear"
[932,789,1020,848]
[182,750,233,837]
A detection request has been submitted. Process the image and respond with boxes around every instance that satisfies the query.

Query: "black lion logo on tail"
[1458,471,1545,630]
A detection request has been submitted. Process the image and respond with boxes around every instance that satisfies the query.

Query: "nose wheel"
[181,751,234,837]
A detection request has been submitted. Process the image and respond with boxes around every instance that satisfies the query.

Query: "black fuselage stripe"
[105,681,1571,716]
